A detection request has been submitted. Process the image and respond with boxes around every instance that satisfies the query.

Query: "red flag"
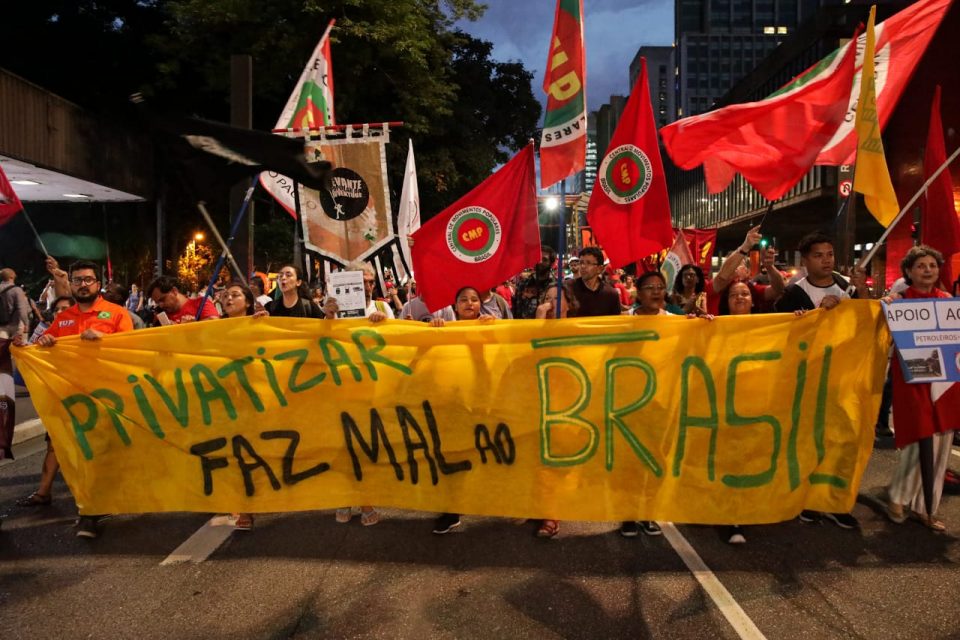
[412,144,540,312]
[660,36,857,200]
[920,86,960,289]
[816,0,953,165]
[0,164,24,226]
[681,228,717,272]
[539,0,587,189]
[587,58,673,269]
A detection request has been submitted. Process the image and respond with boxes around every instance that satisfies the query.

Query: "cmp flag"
[261,20,336,218]
[853,6,899,228]
[0,163,24,226]
[587,58,673,269]
[539,0,587,189]
[412,144,540,312]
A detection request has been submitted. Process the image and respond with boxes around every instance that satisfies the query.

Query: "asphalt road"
[2,437,959,639]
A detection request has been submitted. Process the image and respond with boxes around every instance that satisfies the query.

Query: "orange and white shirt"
[44,296,133,338]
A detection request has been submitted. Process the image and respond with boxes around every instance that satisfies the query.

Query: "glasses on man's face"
[640,284,666,292]
[70,276,98,286]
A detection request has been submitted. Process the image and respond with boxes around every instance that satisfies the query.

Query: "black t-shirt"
[266,297,324,318]
[571,278,621,317]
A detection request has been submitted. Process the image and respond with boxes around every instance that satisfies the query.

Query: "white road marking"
[661,522,767,640]
[160,515,237,565]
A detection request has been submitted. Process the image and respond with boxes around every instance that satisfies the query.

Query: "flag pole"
[196,201,246,283]
[19,207,50,256]
[556,180,567,318]
[293,180,304,272]
[195,177,258,320]
[858,144,960,268]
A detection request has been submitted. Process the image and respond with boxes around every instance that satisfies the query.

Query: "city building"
[674,0,828,118]
[665,0,960,287]
[629,46,676,128]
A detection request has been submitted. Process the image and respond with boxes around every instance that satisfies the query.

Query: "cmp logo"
[446,206,502,263]
[598,144,653,205]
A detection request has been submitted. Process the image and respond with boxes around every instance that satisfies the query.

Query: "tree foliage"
[0,0,541,264]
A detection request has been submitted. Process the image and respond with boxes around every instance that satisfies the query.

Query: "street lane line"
[661,523,767,640]
[160,515,236,565]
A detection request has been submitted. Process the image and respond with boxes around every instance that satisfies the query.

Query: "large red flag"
[539,0,586,189]
[660,36,857,200]
[920,86,960,289]
[587,58,673,269]
[412,144,540,312]
[0,164,24,226]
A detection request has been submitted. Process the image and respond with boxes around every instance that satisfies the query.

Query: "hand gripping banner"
[14,302,890,523]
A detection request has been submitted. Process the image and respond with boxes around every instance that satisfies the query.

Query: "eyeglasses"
[640,284,666,292]
[70,276,98,286]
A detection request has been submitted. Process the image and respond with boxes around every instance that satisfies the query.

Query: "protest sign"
[884,298,960,383]
[327,271,366,318]
[14,302,889,523]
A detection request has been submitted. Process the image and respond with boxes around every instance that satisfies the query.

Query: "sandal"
[360,508,380,527]
[536,519,560,538]
[16,492,51,507]
[920,515,946,532]
[886,503,907,524]
[335,508,353,523]
[233,513,253,531]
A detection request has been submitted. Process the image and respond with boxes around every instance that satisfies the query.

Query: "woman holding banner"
[884,246,956,532]
[220,281,262,530]
[266,265,325,318]
[429,286,495,535]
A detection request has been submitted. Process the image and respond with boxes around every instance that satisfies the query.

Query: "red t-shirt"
[44,297,133,337]
[169,297,219,323]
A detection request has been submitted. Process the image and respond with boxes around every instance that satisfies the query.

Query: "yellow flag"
[853,5,900,227]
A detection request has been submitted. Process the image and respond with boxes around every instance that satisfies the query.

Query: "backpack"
[0,283,18,326]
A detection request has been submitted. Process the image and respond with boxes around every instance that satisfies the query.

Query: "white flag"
[396,139,420,275]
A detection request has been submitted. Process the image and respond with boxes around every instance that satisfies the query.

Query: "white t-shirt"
[794,276,851,308]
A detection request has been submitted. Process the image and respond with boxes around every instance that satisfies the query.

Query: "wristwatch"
[738,249,750,257]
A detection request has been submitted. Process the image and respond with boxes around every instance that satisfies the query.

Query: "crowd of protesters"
[2,227,957,542]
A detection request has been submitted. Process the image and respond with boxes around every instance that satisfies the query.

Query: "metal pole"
[858,145,960,268]
[556,180,567,319]
[293,181,303,271]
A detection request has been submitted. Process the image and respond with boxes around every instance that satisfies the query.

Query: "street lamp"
[544,196,560,211]
[194,232,205,242]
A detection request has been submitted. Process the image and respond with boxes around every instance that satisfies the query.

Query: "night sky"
[457,0,674,111]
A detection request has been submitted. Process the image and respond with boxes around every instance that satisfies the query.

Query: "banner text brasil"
[14,302,889,524]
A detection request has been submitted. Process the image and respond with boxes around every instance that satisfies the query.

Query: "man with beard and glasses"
[14,260,133,539]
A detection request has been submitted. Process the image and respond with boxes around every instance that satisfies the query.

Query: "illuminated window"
[777,26,788,34]
[763,26,775,34]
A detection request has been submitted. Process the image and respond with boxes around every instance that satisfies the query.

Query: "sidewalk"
[13,417,45,446]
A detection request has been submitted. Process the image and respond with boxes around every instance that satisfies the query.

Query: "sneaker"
[620,521,639,537]
[726,526,746,545]
[640,520,663,536]
[824,512,859,529]
[76,516,100,539]
[798,510,820,523]
[432,513,461,535]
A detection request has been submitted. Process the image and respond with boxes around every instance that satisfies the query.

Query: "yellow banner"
[14,302,890,524]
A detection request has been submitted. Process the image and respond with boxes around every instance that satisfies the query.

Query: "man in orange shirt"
[15,260,132,538]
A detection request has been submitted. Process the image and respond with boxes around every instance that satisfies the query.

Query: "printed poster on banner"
[266,137,395,265]
[884,298,960,383]
[326,270,366,318]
